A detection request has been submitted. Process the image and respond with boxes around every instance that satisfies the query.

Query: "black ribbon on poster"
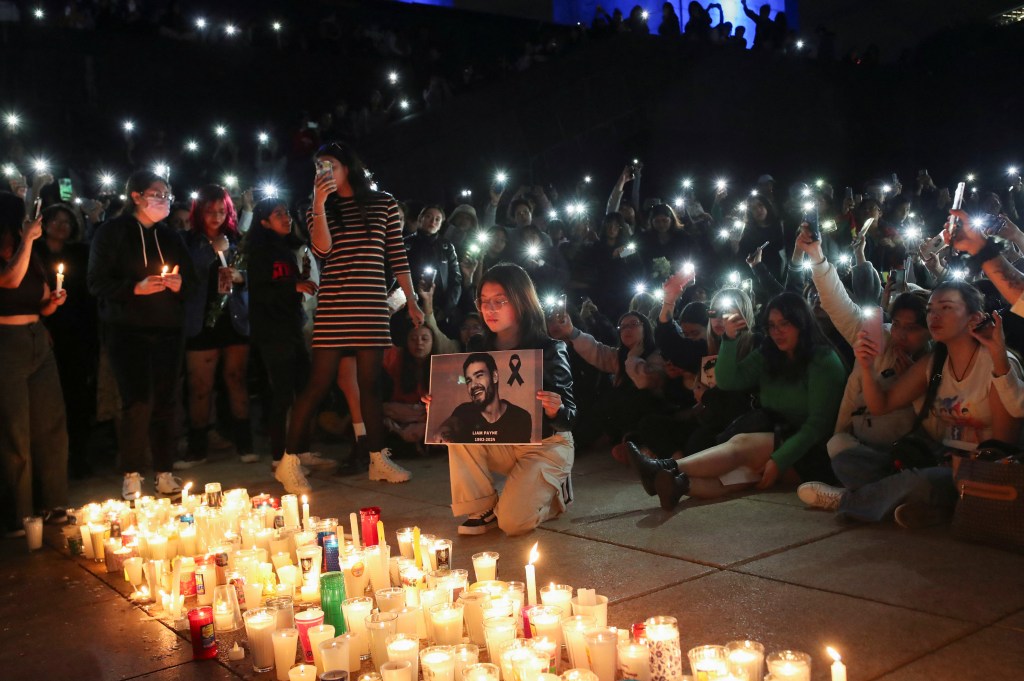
[507,353,524,386]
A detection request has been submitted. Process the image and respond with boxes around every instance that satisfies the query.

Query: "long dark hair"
[314,141,376,204]
[476,262,549,348]
[615,311,655,386]
[761,292,832,379]
[399,325,435,395]
[0,191,26,253]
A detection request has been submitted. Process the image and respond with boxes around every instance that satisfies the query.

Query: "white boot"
[369,448,411,483]
[275,453,312,495]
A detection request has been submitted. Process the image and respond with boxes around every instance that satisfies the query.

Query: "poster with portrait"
[426,349,544,445]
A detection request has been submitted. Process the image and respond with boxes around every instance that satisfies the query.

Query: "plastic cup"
[569,595,608,627]
[308,624,336,674]
[471,552,499,582]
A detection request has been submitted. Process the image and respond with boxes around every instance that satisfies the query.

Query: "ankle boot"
[336,436,370,476]
[654,470,691,511]
[625,442,680,497]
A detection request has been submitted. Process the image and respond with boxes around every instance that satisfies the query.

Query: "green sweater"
[715,338,846,472]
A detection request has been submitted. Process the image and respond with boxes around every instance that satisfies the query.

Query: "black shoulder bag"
[889,344,948,472]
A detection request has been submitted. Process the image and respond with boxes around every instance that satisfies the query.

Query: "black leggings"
[285,347,385,454]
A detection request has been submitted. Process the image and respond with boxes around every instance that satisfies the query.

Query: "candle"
[350,512,361,549]
[429,602,465,646]
[539,584,572,621]
[472,552,499,582]
[182,481,192,508]
[308,624,336,673]
[302,495,310,531]
[161,265,169,277]
[386,633,420,680]
[273,628,299,681]
[412,527,422,569]
[396,528,415,559]
[525,543,539,606]
[214,601,235,631]
[55,263,64,292]
[341,597,374,656]
[561,615,595,670]
[282,495,300,529]
[645,616,682,681]
[294,607,325,665]
[526,606,563,647]
[244,608,278,673]
[169,557,183,619]
[453,643,480,680]
[618,642,651,681]
[827,647,846,681]
[288,664,318,681]
[725,641,764,681]
[583,628,618,681]
[319,636,352,675]
[377,519,386,549]
[421,646,456,681]
[766,651,811,681]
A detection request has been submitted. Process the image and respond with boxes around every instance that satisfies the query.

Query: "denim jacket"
[183,230,249,339]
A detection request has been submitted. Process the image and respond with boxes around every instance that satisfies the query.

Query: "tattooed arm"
[983,255,1024,310]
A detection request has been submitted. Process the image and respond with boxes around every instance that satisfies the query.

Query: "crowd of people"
[4,134,1024,539]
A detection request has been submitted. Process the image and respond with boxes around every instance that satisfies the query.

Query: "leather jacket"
[404,231,462,316]
[468,334,577,437]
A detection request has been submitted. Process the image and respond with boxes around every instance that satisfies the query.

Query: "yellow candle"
[412,526,423,569]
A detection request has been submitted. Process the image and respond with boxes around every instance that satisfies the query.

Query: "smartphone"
[419,266,436,290]
[974,312,995,332]
[315,159,333,179]
[748,240,770,260]
[981,214,1008,236]
[862,306,885,354]
[555,293,567,318]
[33,197,42,220]
[844,186,854,201]
[803,205,820,242]
[58,178,73,202]
[888,268,906,288]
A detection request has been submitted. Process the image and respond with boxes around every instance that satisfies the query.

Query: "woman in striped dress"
[275,142,424,493]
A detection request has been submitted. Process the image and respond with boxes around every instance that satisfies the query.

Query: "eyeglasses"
[477,298,510,312]
[143,192,174,202]
[617,321,642,331]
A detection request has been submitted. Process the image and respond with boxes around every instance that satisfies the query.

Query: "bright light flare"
[214,125,227,137]
[728,271,740,283]
[682,179,693,189]
[388,71,399,84]
[1009,166,1019,176]
[674,197,684,208]
[99,172,116,188]
[223,174,238,188]
[715,178,728,191]
[122,120,135,133]
[271,21,282,32]
[152,162,170,178]
[634,282,647,294]
[583,175,592,184]
[260,182,278,197]
[185,140,199,152]
[31,157,49,173]
[195,17,207,29]
[257,131,270,145]
[2,163,17,177]
[4,112,21,130]
[399,99,410,110]
[224,23,237,36]
[495,171,508,184]
[33,7,44,19]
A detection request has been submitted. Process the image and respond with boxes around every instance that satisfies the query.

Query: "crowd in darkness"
[4,3,1024,538]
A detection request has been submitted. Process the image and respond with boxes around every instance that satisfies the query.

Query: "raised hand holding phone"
[860,306,885,357]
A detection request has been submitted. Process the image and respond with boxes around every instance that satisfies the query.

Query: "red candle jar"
[359,507,381,546]
[187,606,217,659]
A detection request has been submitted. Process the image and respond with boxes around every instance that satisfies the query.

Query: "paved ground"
[2,445,1023,680]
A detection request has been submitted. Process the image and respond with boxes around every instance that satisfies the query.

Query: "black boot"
[336,436,370,476]
[654,470,690,511]
[625,442,680,497]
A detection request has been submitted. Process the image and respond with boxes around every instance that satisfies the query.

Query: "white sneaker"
[369,448,411,483]
[271,459,310,475]
[122,472,143,500]
[275,453,312,495]
[238,453,260,464]
[296,451,338,470]
[154,472,183,496]
[797,482,844,511]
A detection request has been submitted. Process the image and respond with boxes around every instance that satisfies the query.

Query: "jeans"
[830,437,957,523]
[103,324,184,473]
[0,322,68,525]
[254,338,310,460]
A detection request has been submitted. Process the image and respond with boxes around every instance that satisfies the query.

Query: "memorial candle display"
[645,616,683,681]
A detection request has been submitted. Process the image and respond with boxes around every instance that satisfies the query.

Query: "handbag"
[951,442,1024,552]
[889,344,947,472]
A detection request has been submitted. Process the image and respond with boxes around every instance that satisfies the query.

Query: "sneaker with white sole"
[369,449,410,483]
[797,482,844,511]
[272,458,310,475]
[154,472,183,496]
[894,502,943,530]
[296,451,337,470]
[122,472,143,500]
[238,453,260,464]
[458,508,497,535]
[275,453,312,495]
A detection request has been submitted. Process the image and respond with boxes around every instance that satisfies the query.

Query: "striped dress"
[307,192,410,348]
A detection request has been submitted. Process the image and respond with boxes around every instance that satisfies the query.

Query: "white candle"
[301,495,310,531]
[429,602,465,646]
[181,481,191,508]
[215,602,235,631]
[539,584,572,621]
[169,557,182,618]
[827,647,846,681]
[350,512,360,548]
[245,609,277,672]
[472,552,499,582]
[55,263,64,293]
[341,598,373,655]
[421,646,456,681]
[307,624,336,673]
[273,628,299,681]
[525,543,539,606]
[161,265,169,277]
[618,642,651,681]
[386,634,420,680]
[288,663,317,681]
[282,494,300,529]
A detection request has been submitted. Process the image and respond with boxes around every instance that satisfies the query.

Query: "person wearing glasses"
[424,262,576,536]
[548,308,666,454]
[87,170,196,499]
[632,291,846,510]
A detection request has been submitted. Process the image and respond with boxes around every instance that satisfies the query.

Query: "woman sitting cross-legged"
[806,281,1024,528]
[633,291,848,510]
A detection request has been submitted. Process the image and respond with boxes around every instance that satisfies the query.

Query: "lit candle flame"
[183,481,192,493]
[826,647,841,662]
[302,494,308,504]
[161,266,169,276]
[528,542,539,565]
[58,263,64,274]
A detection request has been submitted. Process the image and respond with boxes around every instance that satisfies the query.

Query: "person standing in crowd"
[425,263,576,536]
[632,291,846,510]
[278,142,423,493]
[404,204,462,332]
[246,197,317,487]
[176,185,255,470]
[87,170,195,499]
[0,192,69,536]
[33,204,98,479]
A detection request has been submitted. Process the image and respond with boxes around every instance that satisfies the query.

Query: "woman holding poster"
[425,262,576,536]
